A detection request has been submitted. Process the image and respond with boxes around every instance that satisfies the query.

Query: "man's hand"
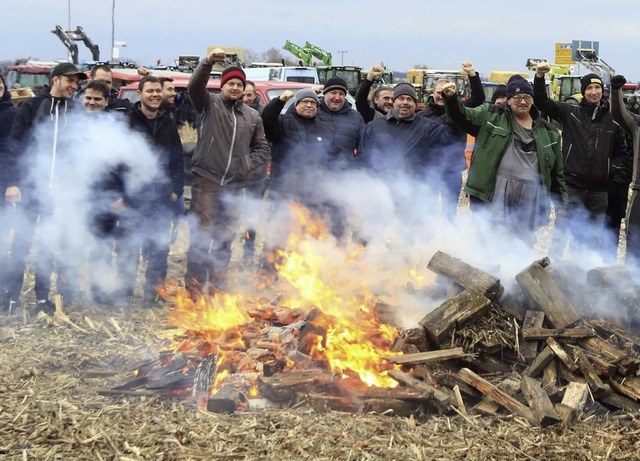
[611,75,627,91]
[441,82,457,97]
[137,66,151,77]
[170,192,178,202]
[556,207,568,218]
[536,61,551,77]
[110,197,125,213]
[367,65,385,81]
[311,84,324,94]
[207,48,226,64]
[5,186,21,203]
[280,90,295,102]
[461,61,475,77]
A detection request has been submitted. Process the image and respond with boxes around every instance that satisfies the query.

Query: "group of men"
[0,50,637,313]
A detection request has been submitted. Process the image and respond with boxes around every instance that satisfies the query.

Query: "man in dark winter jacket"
[534,63,630,259]
[186,48,270,296]
[243,81,265,114]
[6,62,87,313]
[120,76,184,305]
[354,65,393,123]
[318,76,365,165]
[0,74,20,311]
[418,62,486,207]
[88,64,134,112]
[361,83,445,177]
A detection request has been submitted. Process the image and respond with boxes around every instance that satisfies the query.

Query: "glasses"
[299,99,317,106]
[511,94,533,103]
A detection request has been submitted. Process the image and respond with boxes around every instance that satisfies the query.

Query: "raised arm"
[461,61,485,108]
[188,48,226,112]
[610,75,640,135]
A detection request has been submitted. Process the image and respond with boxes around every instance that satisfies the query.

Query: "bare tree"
[243,48,260,66]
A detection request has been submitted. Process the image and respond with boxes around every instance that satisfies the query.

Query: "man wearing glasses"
[533,63,629,259]
[442,75,568,243]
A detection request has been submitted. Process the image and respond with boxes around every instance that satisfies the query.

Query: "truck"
[242,66,319,84]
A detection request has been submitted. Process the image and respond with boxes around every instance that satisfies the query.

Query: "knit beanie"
[220,66,246,88]
[580,73,604,95]
[294,88,319,106]
[506,75,533,99]
[491,84,507,104]
[392,83,417,102]
[322,76,348,94]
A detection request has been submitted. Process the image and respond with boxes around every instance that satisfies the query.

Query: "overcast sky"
[2,0,639,80]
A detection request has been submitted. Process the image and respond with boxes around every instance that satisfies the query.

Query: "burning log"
[520,376,561,427]
[257,369,335,402]
[426,251,503,301]
[207,385,248,413]
[419,288,492,344]
[515,259,581,328]
[192,355,217,403]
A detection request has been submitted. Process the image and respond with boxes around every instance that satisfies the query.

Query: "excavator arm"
[52,25,100,64]
[304,42,332,67]
[282,40,313,67]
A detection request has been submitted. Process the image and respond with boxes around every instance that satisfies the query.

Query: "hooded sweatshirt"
[0,75,19,189]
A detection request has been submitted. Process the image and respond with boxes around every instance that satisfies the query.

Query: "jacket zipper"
[564,144,572,165]
[220,106,238,185]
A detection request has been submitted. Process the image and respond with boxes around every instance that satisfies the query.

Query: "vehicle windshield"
[286,76,316,84]
[334,70,360,90]
[12,73,50,90]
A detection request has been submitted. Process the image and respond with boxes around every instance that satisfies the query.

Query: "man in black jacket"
[354,66,393,123]
[121,76,184,305]
[419,62,485,208]
[0,74,20,311]
[534,63,630,259]
[6,62,87,313]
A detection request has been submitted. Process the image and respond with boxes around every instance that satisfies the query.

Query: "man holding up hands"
[186,48,270,297]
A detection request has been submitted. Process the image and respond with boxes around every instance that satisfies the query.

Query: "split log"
[388,370,451,410]
[458,368,536,424]
[384,347,468,365]
[520,376,561,427]
[301,393,361,413]
[257,369,334,402]
[515,260,581,328]
[461,355,512,374]
[426,251,503,300]
[571,347,609,397]
[545,261,587,309]
[541,360,558,391]
[357,387,438,402]
[555,382,589,424]
[419,288,492,344]
[521,311,545,363]
[598,393,640,411]
[579,337,628,363]
[192,355,218,403]
[608,379,640,401]
[474,378,520,416]
[546,338,578,372]
[522,327,595,340]
[523,347,555,378]
[583,352,615,378]
[616,357,640,377]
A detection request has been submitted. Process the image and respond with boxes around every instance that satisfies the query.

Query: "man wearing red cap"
[186,48,270,297]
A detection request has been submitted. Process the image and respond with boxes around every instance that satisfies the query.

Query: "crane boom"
[282,40,313,67]
[52,25,100,63]
[304,41,332,66]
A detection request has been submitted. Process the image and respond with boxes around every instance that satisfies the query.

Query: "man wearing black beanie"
[533,62,630,261]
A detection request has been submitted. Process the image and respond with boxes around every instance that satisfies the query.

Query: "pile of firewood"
[106,251,640,426]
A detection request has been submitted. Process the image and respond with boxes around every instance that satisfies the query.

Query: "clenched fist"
[368,65,385,81]
[610,75,627,91]
[461,61,475,77]
[536,61,551,76]
[442,82,457,97]
[280,90,295,102]
[207,48,226,64]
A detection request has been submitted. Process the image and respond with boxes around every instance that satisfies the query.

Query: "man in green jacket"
[442,75,568,243]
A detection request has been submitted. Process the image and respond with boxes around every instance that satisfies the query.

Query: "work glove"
[610,75,627,91]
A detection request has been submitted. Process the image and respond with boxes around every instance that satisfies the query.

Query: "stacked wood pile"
[396,251,640,426]
[108,251,640,426]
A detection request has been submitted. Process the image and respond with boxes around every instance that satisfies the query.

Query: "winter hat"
[322,76,348,94]
[392,83,417,102]
[0,74,9,102]
[220,66,246,88]
[491,84,507,104]
[506,75,533,99]
[294,88,319,106]
[581,73,604,95]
